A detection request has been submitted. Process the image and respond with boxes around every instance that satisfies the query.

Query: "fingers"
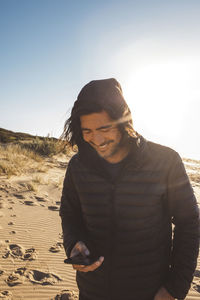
[76,241,90,256]
[70,241,90,258]
[73,256,104,272]
[70,241,104,273]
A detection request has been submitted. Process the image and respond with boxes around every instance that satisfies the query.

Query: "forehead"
[80,111,114,129]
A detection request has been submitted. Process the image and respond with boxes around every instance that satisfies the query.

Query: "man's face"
[80,110,124,163]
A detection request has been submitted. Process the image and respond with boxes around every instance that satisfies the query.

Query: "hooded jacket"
[60,136,199,300]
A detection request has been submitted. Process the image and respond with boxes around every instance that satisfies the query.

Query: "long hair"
[62,78,138,150]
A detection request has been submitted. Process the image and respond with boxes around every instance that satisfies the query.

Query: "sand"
[0,154,199,300]
[0,154,78,300]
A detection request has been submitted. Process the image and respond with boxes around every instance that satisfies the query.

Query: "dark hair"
[62,78,138,150]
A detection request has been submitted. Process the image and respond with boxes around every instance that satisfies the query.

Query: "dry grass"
[183,158,200,185]
[183,157,200,164]
[0,137,71,178]
[23,182,37,192]
[22,137,70,157]
[52,177,64,189]
[37,165,48,173]
[32,175,49,185]
[19,181,38,192]
[0,144,42,177]
[188,173,200,184]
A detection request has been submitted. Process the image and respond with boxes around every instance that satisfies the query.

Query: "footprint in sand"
[49,242,63,253]
[0,265,4,276]
[8,222,14,226]
[193,269,200,293]
[35,196,48,202]
[53,289,78,300]
[0,290,13,299]
[2,244,37,260]
[24,200,38,206]
[48,205,59,211]
[13,193,25,200]
[193,283,200,293]
[9,231,16,235]
[27,269,62,285]
[10,214,16,218]
[6,268,61,287]
[194,269,200,277]
[6,267,26,286]
[59,233,63,239]
[23,248,37,260]
[2,244,24,259]
[8,199,15,204]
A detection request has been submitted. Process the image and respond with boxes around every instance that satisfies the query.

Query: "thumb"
[76,241,90,257]
[70,241,90,257]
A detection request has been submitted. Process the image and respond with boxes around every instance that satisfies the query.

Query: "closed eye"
[99,128,111,132]
[82,129,91,134]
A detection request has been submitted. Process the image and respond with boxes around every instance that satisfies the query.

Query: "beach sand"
[0,154,199,300]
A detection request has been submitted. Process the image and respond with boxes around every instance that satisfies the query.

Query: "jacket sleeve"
[59,158,86,257]
[164,151,199,299]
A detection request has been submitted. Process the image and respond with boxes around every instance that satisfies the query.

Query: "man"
[60,78,199,300]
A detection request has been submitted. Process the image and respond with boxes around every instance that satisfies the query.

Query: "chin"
[97,151,109,159]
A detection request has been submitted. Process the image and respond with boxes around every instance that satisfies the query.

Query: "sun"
[123,60,194,146]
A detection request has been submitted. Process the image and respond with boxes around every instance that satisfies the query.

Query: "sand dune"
[0,154,199,299]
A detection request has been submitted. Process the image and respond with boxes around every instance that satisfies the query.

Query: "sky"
[0,0,200,160]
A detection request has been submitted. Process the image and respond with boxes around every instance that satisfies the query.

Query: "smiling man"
[60,78,199,300]
[80,111,130,163]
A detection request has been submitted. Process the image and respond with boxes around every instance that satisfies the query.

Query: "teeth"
[99,145,107,149]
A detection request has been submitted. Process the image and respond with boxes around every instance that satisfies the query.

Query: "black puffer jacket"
[60,137,199,300]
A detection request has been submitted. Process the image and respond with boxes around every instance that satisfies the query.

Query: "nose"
[91,132,105,146]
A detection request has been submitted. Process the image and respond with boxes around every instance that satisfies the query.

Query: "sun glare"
[123,59,200,156]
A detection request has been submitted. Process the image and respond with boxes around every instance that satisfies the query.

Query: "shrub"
[0,143,42,177]
[22,137,69,157]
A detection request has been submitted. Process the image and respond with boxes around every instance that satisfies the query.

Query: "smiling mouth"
[98,144,108,151]
[97,141,114,151]
[90,142,110,152]
[90,140,114,152]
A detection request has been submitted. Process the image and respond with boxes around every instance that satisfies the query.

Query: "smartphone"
[64,254,98,266]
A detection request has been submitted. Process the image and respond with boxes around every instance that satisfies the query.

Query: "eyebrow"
[81,124,113,131]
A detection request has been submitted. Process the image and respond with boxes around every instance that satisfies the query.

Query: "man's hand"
[70,241,104,272]
[154,287,175,300]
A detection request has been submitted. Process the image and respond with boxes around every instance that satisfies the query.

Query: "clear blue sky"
[0,0,200,159]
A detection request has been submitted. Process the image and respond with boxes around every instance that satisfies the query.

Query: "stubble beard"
[97,140,122,161]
